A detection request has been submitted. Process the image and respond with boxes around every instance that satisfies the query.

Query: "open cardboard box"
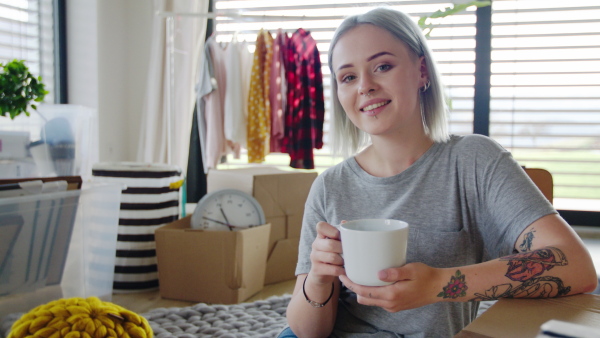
[155,216,271,304]
[207,167,318,284]
[455,294,600,337]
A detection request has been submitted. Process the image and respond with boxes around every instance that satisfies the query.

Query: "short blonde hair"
[329,7,450,158]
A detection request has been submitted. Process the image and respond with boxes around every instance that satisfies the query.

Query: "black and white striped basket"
[92,162,183,293]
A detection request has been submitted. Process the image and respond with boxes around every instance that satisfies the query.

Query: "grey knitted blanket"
[145,295,291,337]
[0,296,500,338]
[0,294,291,338]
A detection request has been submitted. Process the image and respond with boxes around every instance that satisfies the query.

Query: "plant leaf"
[0,59,47,119]
[419,1,491,37]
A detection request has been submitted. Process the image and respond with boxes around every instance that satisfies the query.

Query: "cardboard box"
[455,294,600,337]
[155,215,271,304]
[207,167,318,284]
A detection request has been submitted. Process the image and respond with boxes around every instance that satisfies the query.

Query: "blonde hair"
[329,7,450,158]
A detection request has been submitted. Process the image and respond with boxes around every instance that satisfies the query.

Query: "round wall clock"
[190,189,266,231]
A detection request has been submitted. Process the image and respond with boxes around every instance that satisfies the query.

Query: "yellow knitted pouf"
[8,296,153,338]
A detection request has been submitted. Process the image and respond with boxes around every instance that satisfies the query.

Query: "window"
[210,0,599,220]
[0,0,57,103]
[213,0,479,172]
[489,0,600,211]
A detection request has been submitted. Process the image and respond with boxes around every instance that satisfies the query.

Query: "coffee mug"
[336,219,409,286]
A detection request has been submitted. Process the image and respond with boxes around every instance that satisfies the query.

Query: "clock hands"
[219,205,234,231]
[202,216,245,230]
[202,216,230,226]
[202,216,258,230]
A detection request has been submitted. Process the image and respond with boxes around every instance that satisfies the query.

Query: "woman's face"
[331,24,428,137]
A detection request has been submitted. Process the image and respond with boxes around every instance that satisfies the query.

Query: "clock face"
[190,189,265,231]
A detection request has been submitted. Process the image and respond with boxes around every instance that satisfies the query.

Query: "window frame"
[0,0,66,104]
[474,2,599,226]
[209,0,599,226]
[53,0,67,103]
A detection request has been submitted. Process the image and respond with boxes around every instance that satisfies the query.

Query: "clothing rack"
[157,10,343,21]
[158,9,339,165]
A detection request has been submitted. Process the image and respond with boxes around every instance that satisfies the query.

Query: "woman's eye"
[341,75,356,83]
[377,64,392,72]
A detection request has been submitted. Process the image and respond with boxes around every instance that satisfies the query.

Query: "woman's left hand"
[338,262,443,312]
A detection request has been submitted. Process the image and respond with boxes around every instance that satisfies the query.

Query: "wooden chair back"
[524,168,553,205]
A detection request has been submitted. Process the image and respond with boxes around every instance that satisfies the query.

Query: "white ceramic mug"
[336,219,409,286]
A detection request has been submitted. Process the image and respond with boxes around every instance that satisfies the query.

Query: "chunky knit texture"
[8,297,152,338]
[0,295,501,338]
[144,295,290,337]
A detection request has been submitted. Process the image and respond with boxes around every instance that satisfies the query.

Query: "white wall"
[67,0,154,163]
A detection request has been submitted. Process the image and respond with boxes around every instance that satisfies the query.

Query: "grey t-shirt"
[295,134,556,337]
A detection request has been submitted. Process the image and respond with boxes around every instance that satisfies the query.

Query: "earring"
[420,81,431,93]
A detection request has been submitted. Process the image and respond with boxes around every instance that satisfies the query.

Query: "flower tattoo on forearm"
[437,228,572,301]
[438,270,468,299]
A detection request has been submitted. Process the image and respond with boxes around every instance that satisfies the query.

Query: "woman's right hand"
[287,222,344,337]
[308,221,345,285]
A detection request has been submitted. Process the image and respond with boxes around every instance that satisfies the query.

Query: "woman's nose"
[358,75,377,96]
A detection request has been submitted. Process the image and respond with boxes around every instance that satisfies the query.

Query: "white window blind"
[213,0,478,172]
[0,0,55,103]
[489,0,600,211]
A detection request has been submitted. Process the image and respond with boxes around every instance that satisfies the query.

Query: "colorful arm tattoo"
[470,246,570,301]
[437,270,468,299]
[437,227,572,302]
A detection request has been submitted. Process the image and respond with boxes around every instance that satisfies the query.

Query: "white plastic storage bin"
[0,104,98,180]
[0,183,121,317]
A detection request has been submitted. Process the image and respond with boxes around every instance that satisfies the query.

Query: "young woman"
[281,7,597,337]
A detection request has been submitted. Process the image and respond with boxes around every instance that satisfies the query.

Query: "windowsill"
[571,226,600,279]
[555,199,600,212]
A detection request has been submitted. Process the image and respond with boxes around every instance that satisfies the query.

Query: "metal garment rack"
[157,10,341,20]
[156,9,343,165]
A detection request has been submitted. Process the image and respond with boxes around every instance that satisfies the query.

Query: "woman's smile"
[360,100,391,116]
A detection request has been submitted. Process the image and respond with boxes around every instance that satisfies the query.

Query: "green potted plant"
[419,1,491,38]
[0,59,49,120]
